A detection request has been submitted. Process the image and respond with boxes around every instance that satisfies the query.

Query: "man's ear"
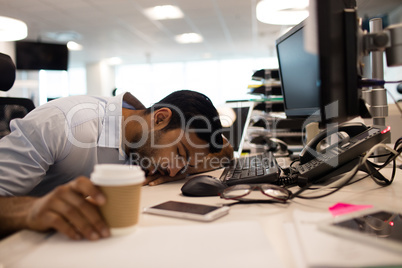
[153,108,172,129]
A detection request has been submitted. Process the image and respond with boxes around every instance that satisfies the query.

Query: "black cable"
[277,174,299,187]
[359,79,402,88]
[226,199,289,206]
[290,162,361,200]
[276,160,300,187]
[368,153,393,159]
[290,141,402,200]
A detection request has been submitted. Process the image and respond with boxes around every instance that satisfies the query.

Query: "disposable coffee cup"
[90,164,145,236]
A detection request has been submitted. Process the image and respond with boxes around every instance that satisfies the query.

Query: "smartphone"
[143,201,230,222]
[319,208,402,253]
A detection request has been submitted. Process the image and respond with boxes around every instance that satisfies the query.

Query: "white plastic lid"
[90,164,145,186]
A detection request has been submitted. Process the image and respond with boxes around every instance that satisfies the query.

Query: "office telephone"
[297,122,391,184]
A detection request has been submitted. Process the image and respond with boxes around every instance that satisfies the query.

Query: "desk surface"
[1,166,402,268]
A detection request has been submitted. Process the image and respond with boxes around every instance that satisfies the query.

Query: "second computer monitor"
[276,0,363,127]
[276,20,320,119]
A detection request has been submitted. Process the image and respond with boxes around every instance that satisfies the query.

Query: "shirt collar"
[98,93,124,150]
[98,92,143,161]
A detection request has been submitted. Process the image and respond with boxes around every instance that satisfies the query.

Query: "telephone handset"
[297,122,391,184]
[300,122,369,164]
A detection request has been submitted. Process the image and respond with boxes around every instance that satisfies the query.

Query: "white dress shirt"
[0,93,134,196]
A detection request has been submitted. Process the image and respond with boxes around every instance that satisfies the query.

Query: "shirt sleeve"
[0,106,69,196]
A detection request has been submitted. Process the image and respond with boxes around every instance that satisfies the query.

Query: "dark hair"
[145,90,223,153]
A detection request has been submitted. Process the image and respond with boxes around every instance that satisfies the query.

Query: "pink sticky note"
[329,203,373,217]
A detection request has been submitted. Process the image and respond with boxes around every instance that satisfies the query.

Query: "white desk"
[1,167,402,268]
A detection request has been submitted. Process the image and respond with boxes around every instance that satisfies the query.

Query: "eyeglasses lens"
[261,185,290,200]
[221,185,251,199]
[221,184,290,201]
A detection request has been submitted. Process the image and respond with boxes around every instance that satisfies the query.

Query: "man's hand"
[144,173,187,186]
[25,176,110,240]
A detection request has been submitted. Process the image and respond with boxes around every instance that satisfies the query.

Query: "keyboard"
[219,151,280,186]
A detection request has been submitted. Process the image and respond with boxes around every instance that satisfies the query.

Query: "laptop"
[218,101,254,158]
[218,102,281,186]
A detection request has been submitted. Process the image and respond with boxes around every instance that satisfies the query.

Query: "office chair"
[0,52,35,138]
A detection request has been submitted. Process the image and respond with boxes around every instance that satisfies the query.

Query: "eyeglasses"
[219,184,292,202]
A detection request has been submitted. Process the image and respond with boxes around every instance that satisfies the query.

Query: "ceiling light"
[175,33,203,44]
[202,53,213,59]
[46,31,82,42]
[144,5,184,20]
[0,16,27,41]
[105,57,122,66]
[256,0,309,25]
[67,41,83,51]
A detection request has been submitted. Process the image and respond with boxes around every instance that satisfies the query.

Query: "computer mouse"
[181,175,227,197]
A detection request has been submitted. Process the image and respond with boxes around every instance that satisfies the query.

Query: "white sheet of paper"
[9,221,283,268]
[289,210,402,268]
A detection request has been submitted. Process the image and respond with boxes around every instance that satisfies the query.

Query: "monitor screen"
[15,41,69,71]
[276,21,320,118]
[221,107,249,152]
[219,102,254,157]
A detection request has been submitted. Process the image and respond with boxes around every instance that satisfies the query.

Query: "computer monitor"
[276,0,366,126]
[219,102,254,158]
[15,41,69,71]
[276,20,320,119]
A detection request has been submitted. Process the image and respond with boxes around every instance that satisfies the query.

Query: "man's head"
[125,90,223,177]
[146,90,223,153]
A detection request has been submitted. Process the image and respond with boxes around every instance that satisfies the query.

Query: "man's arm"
[144,136,233,186]
[0,177,110,240]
